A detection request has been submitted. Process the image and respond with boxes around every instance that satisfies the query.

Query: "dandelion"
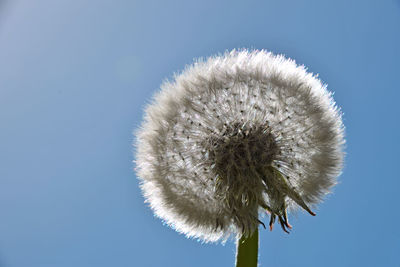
[135,49,345,266]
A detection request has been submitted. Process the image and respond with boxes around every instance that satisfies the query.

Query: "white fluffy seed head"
[135,49,345,242]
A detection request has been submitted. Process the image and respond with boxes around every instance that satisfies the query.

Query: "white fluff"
[135,49,345,242]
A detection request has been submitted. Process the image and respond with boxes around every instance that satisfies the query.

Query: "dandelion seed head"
[135,49,345,242]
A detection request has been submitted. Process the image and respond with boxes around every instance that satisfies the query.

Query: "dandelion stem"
[236,228,258,267]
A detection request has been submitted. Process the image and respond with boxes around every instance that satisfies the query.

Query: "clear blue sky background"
[0,1,399,266]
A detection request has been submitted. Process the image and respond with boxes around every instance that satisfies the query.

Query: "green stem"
[236,228,259,267]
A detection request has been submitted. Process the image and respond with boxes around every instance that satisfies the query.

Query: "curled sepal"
[260,166,316,233]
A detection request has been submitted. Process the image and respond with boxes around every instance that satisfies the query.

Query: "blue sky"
[0,1,399,266]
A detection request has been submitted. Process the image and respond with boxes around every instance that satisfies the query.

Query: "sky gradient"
[1,1,400,266]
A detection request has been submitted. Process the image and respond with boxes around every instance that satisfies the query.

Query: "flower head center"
[207,122,278,178]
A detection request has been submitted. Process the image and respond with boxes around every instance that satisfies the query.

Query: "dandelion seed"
[135,49,345,243]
